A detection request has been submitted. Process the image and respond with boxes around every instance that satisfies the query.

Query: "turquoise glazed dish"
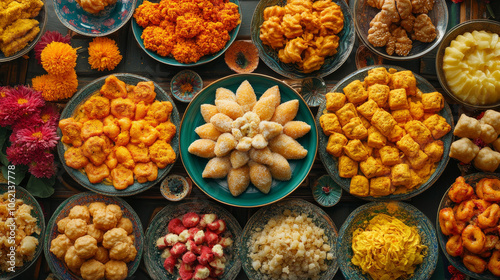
[144,200,242,280]
[239,199,339,279]
[179,73,318,207]
[170,70,203,103]
[316,65,453,201]
[131,0,241,66]
[52,0,136,36]
[250,0,355,79]
[312,174,342,207]
[57,73,180,196]
[437,173,500,280]
[43,192,144,280]
[337,201,438,280]
[0,185,45,280]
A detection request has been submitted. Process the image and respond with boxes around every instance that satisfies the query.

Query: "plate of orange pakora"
[57,73,180,196]
[316,65,453,201]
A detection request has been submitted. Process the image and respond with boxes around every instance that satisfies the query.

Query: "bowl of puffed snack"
[0,185,44,279]
[251,0,355,79]
[57,73,180,196]
[0,0,46,62]
[337,201,438,280]
[131,0,241,66]
[239,198,338,279]
[353,0,448,60]
[316,65,453,201]
[44,192,144,280]
[179,73,318,207]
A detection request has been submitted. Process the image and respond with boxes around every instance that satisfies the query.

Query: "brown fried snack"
[367,11,392,47]
[412,14,437,43]
[392,27,412,56]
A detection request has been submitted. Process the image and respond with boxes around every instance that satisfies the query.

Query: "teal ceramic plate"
[53,0,136,36]
[131,0,241,66]
[239,199,338,279]
[316,65,454,201]
[250,0,355,79]
[144,200,242,280]
[57,73,180,196]
[337,201,438,280]
[0,185,45,280]
[44,192,144,280]
[437,173,500,280]
[312,174,342,207]
[179,73,318,207]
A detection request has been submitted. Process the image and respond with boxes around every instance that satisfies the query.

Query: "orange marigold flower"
[134,1,162,28]
[196,22,230,54]
[88,37,123,71]
[218,2,241,31]
[142,26,176,56]
[41,42,77,76]
[172,37,203,64]
[175,13,203,38]
[32,70,78,101]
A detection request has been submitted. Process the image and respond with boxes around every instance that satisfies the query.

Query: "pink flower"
[10,124,59,152]
[29,155,56,178]
[0,86,45,127]
[451,0,464,3]
[34,31,72,64]
[39,104,60,128]
[6,144,33,165]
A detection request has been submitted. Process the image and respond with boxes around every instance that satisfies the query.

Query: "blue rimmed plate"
[43,192,144,280]
[316,65,453,201]
[179,73,318,207]
[337,201,438,280]
[53,0,136,36]
[57,73,180,196]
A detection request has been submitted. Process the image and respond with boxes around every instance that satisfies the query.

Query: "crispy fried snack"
[412,14,436,43]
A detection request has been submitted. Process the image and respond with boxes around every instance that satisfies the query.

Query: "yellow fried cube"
[350,175,369,197]
[408,98,424,120]
[360,156,389,178]
[343,80,368,104]
[335,103,358,127]
[408,150,429,170]
[338,156,358,178]
[357,99,379,121]
[386,125,405,142]
[367,84,390,108]
[342,117,368,140]
[391,163,411,187]
[369,176,394,196]
[423,140,444,163]
[392,109,412,124]
[388,89,408,110]
[389,70,417,96]
[409,170,423,189]
[421,92,444,113]
[364,67,391,87]
[379,146,402,166]
[320,113,342,135]
[366,126,387,149]
[326,133,348,157]
[325,92,346,112]
[371,109,396,136]
[359,115,372,129]
[404,120,432,145]
[422,114,451,139]
[396,134,420,157]
[343,139,369,161]
[414,162,433,179]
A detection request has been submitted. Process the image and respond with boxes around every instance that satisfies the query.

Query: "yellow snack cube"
[408,150,429,170]
[342,117,368,140]
[367,84,390,108]
[335,103,358,127]
[396,134,420,157]
[326,133,348,157]
[343,139,369,161]
[386,124,405,142]
[369,176,394,196]
[422,114,451,139]
[366,126,387,149]
[325,92,346,112]
[391,163,411,187]
[371,109,397,136]
[389,88,409,110]
[423,140,444,163]
[389,70,417,96]
[343,80,368,104]
[364,67,391,87]
[404,120,433,145]
[408,98,424,120]
[338,156,358,178]
[391,109,412,124]
[319,113,342,135]
[360,156,389,178]
[421,92,444,113]
[379,146,402,166]
[350,175,370,197]
[357,99,379,121]
[409,170,423,189]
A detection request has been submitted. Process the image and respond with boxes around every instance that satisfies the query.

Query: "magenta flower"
[34,31,72,64]
[6,144,33,165]
[0,86,45,127]
[10,124,59,152]
[29,156,56,178]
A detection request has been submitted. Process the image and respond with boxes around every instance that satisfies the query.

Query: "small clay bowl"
[170,70,203,103]
[224,40,259,74]
[312,175,342,207]
[160,175,192,201]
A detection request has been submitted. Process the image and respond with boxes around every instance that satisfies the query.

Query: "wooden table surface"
[2,0,499,279]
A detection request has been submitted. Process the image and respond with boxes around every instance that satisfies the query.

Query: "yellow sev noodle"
[351,214,427,280]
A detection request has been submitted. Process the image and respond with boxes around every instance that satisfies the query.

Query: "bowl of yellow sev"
[337,201,438,280]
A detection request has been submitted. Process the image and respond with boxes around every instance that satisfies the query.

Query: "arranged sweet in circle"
[319,67,452,197]
[259,0,344,73]
[443,30,500,106]
[59,75,177,190]
[156,212,233,279]
[188,80,311,197]
[366,0,437,56]
[439,176,500,276]
[75,0,117,14]
[49,202,137,280]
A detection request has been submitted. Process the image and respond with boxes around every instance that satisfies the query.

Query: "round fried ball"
[57,217,71,233]
[126,235,135,245]
[116,217,133,235]
[105,260,128,280]
[65,219,88,240]
[93,209,118,231]
[94,246,110,264]
[74,235,98,259]
[122,244,137,263]
[88,202,106,217]
[69,205,91,223]
[106,204,123,221]
[102,228,128,249]
[80,259,105,280]
[50,234,73,260]
[65,246,85,273]
[87,224,104,243]
[109,242,131,260]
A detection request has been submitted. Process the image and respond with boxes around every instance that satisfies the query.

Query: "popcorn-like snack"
[474,147,500,172]
[454,114,481,139]
[449,138,479,164]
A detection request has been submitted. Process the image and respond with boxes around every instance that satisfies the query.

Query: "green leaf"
[0,127,10,166]
[1,165,26,185]
[26,175,55,198]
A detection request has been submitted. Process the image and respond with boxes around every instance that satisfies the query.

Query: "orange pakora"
[131,81,156,104]
[84,163,110,184]
[149,140,176,168]
[100,75,127,99]
[64,147,89,169]
[59,118,83,147]
[110,164,134,190]
[83,96,110,119]
[156,122,176,142]
[81,119,104,140]
[110,98,136,119]
[82,136,108,166]
[133,162,158,183]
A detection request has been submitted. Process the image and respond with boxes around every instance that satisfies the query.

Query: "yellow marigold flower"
[41,42,77,76]
[88,37,123,71]
[32,70,78,101]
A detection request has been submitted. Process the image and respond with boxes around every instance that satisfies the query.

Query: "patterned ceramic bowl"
[337,201,438,280]
[43,192,144,280]
[144,200,242,280]
[52,0,136,36]
[170,70,203,103]
[312,175,342,207]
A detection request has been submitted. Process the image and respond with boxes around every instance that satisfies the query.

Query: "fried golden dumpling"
[259,121,283,140]
[235,80,257,111]
[188,139,216,158]
[210,113,233,133]
[214,133,237,157]
[260,85,281,108]
[202,157,232,178]
[200,104,219,123]
[230,150,249,169]
[195,123,221,141]
[268,134,308,159]
[283,121,311,139]
[216,87,237,102]
[249,147,274,165]
[270,100,299,126]
[249,161,272,194]
[269,152,292,181]
[253,96,276,121]
[227,165,250,196]
[215,100,244,120]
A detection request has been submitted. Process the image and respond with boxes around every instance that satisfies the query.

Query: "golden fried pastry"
[214,133,237,157]
[227,166,250,196]
[259,121,284,140]
[110,165,134,190]
[60,118,84,147]
[421,92,444,113]
[253,96,277,122]
[404,120,432,145]
[69,206,91,224]
[131,81,156,104]
[146,101,172,125]
[268,152,292,181]
[93,209,118,231]
[407,150,429,170]
[202,156,232,178]
[386,124,405,143]
[396,134,420,157]
[65,219,88,240]
[83,96,110,120]
[82,136,108,166]
[149,140,176,168]
[339,155,358,178]
[94,247,110,264]
[261,86,281,108]
[109,242,132,261]
[65,147,90,169]
[369,176,394,196]
[105,260,128,280]
[200,104,219,123]
[350,175,369,197]
[195,123,222,141]
[230,150,249,169]
[65,246,85,274]
[366,126,387,149]
[84,163,110,184]
[270,100,299,126]
[87,224,104,243]
[391,163,411,187]
[343,80,368,104]
[411,0,434,14]
[50,234,73,259]
[336,103,359,127]
[88,202,106,217]
[325,133,347,158]
[268,134,308,159]
[133,162,158,183]
[116,218,133,235]
[379,145,402,166]
[412,14,436,43]
[249,161,272,194]
[357,99,379,121]
[474,147,500,172]
[126,143,150,163]
[100,76,128,100]
[80,259,105,280]
[423,140,444,163]
[388,89,409,110]
[371,109,397,136]
[110,98,136,119]
[249,147,274,165]
[57,217,72,233]
[367,84,390,108]
[102,228,128,249]
[74,235,98,259]
[408,98,424,120]
[391,109,412,124]
[215,100,244,120]
[422,114,451,139]
[278,37,308,64]
[343,139,369,162]
[283,121,311,139]
[129,120,159,146]
[115,146,135,169]
[390,71,417,96]
[210,113,234,132]
[368,11,391,47]
[260,16,286,48]
[216,87,236,102]
[342,117,368,140]
[319,113,342,136]
[325,92,346,112]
